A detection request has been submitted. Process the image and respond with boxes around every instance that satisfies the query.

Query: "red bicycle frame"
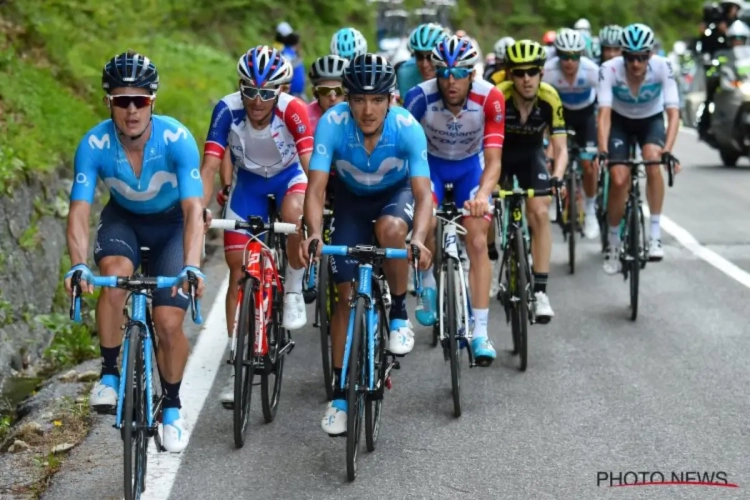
[232,238,284,357]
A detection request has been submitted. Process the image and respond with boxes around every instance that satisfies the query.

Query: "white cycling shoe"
[90,375,118,411]
[321,400,347,436]
[387,320,415,355]
[162,408,190,453]
[282,292,307,330]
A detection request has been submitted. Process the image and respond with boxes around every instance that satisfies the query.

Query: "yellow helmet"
[506,40,546,68]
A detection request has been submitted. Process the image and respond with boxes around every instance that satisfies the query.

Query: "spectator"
[275,22,307,100]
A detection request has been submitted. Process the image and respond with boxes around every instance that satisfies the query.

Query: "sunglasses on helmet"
[107,94,156,109]
[240,83,280,101]
[436,67,473,79]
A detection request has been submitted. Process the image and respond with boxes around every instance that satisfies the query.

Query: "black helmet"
[102,51,159,93]
[342,53,396,95]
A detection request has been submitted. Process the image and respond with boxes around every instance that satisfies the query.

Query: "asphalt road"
[43,130,750,500]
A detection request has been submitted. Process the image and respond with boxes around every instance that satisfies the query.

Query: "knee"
[466,225,489,256]
[98,258,132,305]
[375,217,407,246]
[281,194,303,223]
[645,165,663,182]
[609,170,629,190]
[528,201,549,226]
[153,309,186,347]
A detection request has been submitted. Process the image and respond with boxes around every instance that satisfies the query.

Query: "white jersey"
[597,55,680,119]
[543,56,599,110]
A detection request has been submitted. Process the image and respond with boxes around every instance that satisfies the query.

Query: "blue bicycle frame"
[71,276,203,430]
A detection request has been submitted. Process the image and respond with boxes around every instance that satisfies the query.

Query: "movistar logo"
[327,111,349,125]
[395,114,415,128]
[88,134,110,150]
[163,127,188,144]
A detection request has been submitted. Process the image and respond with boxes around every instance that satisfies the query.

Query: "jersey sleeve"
[308,109,341,173]
[597,64,615,107]
[543,85,567,136]
[398,115,430,178]
[482,87,505,149]
[169,126,203,200]
[70,136,100,204]
[403,85,428,122]
[283,98,314,155]
[661,59,680,109]
[204,100,232,159]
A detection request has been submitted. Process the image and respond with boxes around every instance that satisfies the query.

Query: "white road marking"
[140,273,229,500]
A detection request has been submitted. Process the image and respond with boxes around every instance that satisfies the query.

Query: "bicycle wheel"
[346,300,366,482]
[261,274,286,423]
[566,172,577,274]
[628,204,640,321]
[597,171,609,253]
[365,292,387,451]
[431,223,444,347]
[318,255,334,401]
[122,328,145,500]
[446,259,461,417]
[233,279,255,448]
[510,228,529,372]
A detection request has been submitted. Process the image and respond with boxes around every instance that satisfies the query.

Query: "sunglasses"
[107,94,155,109]
[415,52,432,61]
[558,52,581,61]
[510,67,541,78]
[623,52,650,63]
[315,85,345,97]
[436,67,473,79]
[240,83,280,101]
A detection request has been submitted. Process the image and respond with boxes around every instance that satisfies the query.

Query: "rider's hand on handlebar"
[409,240,432,270]
[64,264,94,295]
[299,234,322,266]
[463,197,490,218]
[594,151,608,171]
[172,265,206,299]
[662,151,681,174]
[549,176,563,195]
[216,185,230,207]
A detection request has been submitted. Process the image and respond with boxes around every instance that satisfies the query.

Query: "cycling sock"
[285,265,305,294]
[650,214,661,240]
[420,267,436,289]
[533,272,548,294]
[472,308,489,340]
[162,380,182,409]
[488,242,499,261]
[100,345,121,378]
[389,293,407,321]
[608,225,621,248]
[584,196,597,215]
[332,368,345,400]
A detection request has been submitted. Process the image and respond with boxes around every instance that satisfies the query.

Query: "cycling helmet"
[342,53,396,94]
[102,51,159,93]
[331,27,368,60]
[308,55,349,85]
[432,35,480,68]
[599,25,623,48]
[574,18,591,32]
[493,36,515,61]
[554,28,586,52]
[672,40,687,56]
[727,19,750,38]
[621,23,656,52]
[408,23,447,52]
[506,39,547,68]
[237,45,293,87]
[542,30,557,46]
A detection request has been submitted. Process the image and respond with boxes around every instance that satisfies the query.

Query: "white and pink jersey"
[307,100,323,133]
[402,78,505,161]
[204,92,313,177]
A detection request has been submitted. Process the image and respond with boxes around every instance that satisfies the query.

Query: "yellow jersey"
[496,80,566,148]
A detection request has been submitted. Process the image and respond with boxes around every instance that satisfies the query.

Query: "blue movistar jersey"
[309,103,430,195]
[397,58,423,100]
[71,115,202,214]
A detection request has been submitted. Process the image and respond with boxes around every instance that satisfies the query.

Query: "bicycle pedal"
[312,321,320,327]
[94,405,117,415]
[392,360,401,370]
[221,402,234,410]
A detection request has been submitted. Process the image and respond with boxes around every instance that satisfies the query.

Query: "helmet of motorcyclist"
[727,20,750,41]
[542,30,556,46]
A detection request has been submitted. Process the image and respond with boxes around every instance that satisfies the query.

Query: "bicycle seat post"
[140,246,150,277]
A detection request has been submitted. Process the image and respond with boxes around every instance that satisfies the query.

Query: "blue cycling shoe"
[471,337,496,367]
[415,287,437,327]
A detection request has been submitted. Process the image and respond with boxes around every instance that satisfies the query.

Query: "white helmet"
[574,18,591,32]
[554,28,586,52]
[672,40,687,56]
[493,36,515,61]
[727,20,750,39]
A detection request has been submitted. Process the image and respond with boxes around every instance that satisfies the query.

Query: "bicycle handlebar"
[209,217,298,235]
[69,270,203,325]
[603,159,676,188]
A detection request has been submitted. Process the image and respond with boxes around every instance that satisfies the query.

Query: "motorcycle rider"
[697,2,730,138]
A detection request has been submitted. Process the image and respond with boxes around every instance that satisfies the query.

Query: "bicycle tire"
[261,271,285,423]
[628,203,640,321]
[431,222,444,347]
[512,228,529,371]
[566,172,577,274]
[122,329,140,500]
[233,279,255,448]
[446,259,461,417]
[597,171,609,253]
[365,290,387,451]
[346,300,366,482]
[318,255,334,401]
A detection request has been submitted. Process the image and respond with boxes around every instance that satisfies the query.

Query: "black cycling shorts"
[608,111,665,163]
[94,200,188,310]
[501,146,551,191]
[563,103,597,150]
[329,177,414,285]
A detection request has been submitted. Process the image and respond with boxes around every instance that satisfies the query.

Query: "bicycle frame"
[499,176,531,250]
[436,210,472,346]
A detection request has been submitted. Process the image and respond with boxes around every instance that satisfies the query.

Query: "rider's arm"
[402,85,427,121]
[200,99,232,207]
[596,65,614,154]
[544,85,569,178]
[304,111,338,237]
[283,97,314,175]
[172,127,205,268]
[67,139,99,265]
[662,59,682,153]
[219,152,233,189]
[400,115,432,244]
[477,87,505,197]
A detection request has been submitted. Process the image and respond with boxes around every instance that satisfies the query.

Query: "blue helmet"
[342,53,396,95]
[620,23,656,52]
[331,28,368,60]
[408,23,447,52]
[431,35,479,68]
[237,45,293,87]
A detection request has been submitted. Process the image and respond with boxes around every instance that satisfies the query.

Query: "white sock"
[608,225,621,248]
[285,265,305,294]
[584,196,596,215]
[650,214,661,241]
[420,266,436,289]
[472,308,489,340]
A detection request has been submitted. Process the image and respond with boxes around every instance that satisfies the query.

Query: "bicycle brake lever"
[69,270,83,322]
[186,271,203,325]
